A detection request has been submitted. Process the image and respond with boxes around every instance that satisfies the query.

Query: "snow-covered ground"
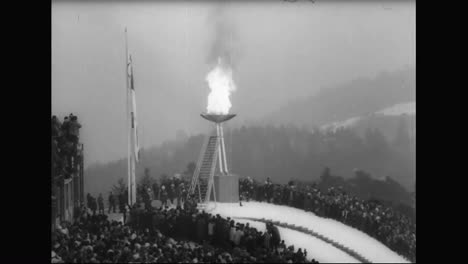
[205,201,410,263]
[235,218,360,263]
[320,101,416,132]
[376,101,415,116]
[320,116,362,132]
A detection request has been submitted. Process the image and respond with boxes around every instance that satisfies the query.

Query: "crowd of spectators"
[51,114,82,181]
[137,177,189,210]
[52,194,317,263]
[239,177,416,262]
[83,190,129,224]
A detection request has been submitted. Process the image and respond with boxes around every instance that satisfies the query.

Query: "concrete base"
[212,174,239,203]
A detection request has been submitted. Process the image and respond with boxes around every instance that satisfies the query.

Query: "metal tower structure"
[188,113,236,205]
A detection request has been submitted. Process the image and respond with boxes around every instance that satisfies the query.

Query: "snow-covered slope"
[320,101,415,132]
[320,116,362,132]
[206,201,410,263]
[376,101,415,116]
[236,219,360,263]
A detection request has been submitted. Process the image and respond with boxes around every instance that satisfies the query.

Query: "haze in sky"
[52,0,415,167]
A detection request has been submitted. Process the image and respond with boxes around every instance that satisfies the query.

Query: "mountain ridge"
[263,67,415,129]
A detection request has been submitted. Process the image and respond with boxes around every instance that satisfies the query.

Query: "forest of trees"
[226,121,414,190]
[85,117,415,208]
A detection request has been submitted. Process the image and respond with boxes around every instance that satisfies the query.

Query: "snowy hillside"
[321,101,415,132]
[265,68,415,129]
[206,201,410,263]
[376,101,415,116]
[320,116,362,132]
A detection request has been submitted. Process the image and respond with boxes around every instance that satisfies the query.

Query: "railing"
[189,134,210,197]
[204,138,219,204]
[198,136,217,203]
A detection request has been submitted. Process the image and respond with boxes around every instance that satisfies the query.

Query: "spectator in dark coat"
[178,183,186,205]
[214,215,224,244]
[288,186,295,207]
[304,193,313,212]
[208,217,216,243]
[263,231,271,250]
[152,182,159,201]
[118,193,127,223]
[168,183,176,206]
[173,183,182,206]
[90,196,97,215]
[97,194,105,215]
[189,214,197,241]
[196,215,207,243]
[159,186,168,207]
[108,192,116,213]
[86,193,92,209]
[270,223,281,250]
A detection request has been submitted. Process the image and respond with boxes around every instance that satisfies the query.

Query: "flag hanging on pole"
[127,56,140,163]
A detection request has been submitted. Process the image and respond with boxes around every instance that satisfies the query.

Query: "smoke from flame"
[206,58,236,115]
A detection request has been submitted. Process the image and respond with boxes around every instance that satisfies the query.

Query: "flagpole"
[131,65,137,206]
[125,27,131,207]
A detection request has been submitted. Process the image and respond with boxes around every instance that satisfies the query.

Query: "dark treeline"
[86,121,414,207]
[227,121,414,190]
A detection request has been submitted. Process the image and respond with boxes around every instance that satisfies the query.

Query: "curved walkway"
[234,216,373,264]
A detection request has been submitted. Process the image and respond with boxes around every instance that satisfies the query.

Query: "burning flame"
[206,58,236,115]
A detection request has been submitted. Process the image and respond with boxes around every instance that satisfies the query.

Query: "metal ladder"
[188,136,208,196]
[189,135,219,204]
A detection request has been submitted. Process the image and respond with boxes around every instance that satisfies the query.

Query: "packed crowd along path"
[239,177,416,262]
[52,194,318,263]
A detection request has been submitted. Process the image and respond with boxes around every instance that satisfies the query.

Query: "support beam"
[220,123,229,174]
[217,124,224,174]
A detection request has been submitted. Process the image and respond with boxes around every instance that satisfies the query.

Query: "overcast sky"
[52,0,415,166]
